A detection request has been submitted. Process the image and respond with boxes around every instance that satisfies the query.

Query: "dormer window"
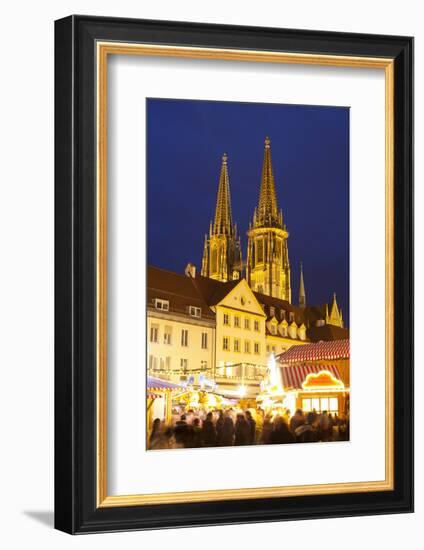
[270,306,275,317]
[281,309,286,320]
[189,306,201,318]
[271,325,277,335]
[289,311,294,323]
[154,298,169,311]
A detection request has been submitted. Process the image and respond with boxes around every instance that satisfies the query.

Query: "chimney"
[184,263,196,278]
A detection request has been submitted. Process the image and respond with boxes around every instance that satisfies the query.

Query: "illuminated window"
[234,315,240,328]
[181,329,188,347]
[189,306,201,318]
[154,298,169,311]
[223,337,230,351]
[201,332,208,349]
[254,342,260,354]
[329,398,339,412]
[223,313,230,326]
[256,239,264,263]
[254,320,260,331]
[148,355,158,371]
[211,248,217,273]
[163,326,172,345]
[150,325,159,343]
[234,338,240,352]
[302,397,339,414]
[244,340,251,353]
[244,318,250,330]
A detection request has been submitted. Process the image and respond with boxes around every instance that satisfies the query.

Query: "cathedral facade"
[202,136,340,315]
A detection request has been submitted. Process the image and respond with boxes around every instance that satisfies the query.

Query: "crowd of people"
[148,407,350,450]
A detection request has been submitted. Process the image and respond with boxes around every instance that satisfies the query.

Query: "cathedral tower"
[246,137,291,301]
[201,153,242,282]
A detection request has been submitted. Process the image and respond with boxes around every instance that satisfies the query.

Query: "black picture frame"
[55,15,414,534]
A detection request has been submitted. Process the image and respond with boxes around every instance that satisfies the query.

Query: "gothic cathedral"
[202,137,291,300]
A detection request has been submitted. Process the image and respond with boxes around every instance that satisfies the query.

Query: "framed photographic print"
[54,15,414,533]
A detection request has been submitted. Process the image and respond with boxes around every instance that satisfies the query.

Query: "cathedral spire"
[213,153,233,236]
[326,292,344,328]
[201,153,241,282]
[256,137,281,228]
[299,262,306,308]
[246,137,291,301]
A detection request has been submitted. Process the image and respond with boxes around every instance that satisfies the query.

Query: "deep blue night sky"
[147,98,349,324]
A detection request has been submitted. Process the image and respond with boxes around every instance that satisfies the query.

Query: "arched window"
[211,247,218,273]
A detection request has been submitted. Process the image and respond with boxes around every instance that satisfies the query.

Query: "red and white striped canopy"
[277,339,349,364]
[146,376,183,392]
[147,392,162,399]
[279,364,343,391]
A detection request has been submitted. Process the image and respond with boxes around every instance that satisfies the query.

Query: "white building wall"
[147,311,214,383]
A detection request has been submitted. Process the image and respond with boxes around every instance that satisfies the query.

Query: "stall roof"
[277,339,349,363]
[147,376,183,391]
[279,364,343,391]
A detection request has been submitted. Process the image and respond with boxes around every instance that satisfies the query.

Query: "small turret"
[299,262,306,308]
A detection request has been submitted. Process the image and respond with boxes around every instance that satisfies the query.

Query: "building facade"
[147,266,348,398]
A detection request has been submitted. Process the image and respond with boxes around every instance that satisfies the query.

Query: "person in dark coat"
[202,412,217,447]
[245,410,256,445]
[234,413,250,445]
[290,409,305,434]
[220,413,235,446]
[295,412,318,443]
[191,417,204,447]
[174,414,192,447]
[216,410,225,445]
[269,417,295,445]
[260,414,273,444]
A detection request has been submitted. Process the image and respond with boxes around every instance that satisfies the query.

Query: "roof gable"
[214,279,266,316]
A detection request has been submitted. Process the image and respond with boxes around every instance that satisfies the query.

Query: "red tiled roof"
[277,339,349,363]
[307,324,349,342]
[279,364,343,390]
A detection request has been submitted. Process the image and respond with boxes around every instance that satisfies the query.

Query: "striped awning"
[147,376,183,392]
[279,364,343,391]
[147,392,162,399]
[277,339,349,364]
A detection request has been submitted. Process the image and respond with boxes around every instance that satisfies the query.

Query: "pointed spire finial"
[299,261,306,308]
[212,153,233,236]
[254,136,281,228]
